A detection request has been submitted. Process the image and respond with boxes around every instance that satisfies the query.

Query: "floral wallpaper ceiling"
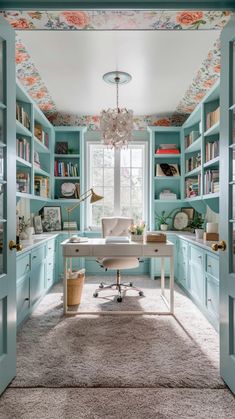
[3,10,231,129]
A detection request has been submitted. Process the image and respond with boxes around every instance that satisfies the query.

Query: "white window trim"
[85,140,149,230]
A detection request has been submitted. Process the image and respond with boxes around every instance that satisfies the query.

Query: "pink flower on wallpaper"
[40,103,54,111]
[194,92,206,101]
[11,18,31,29]
[92,115,99,123]
[62,11,89,28]
[22,76,38,86]
[153,118,171,127]
[203,79,216,88]
[31,90,46,99]
[15,52,28,64]
[176,11,204,26]
[214,64,221,73]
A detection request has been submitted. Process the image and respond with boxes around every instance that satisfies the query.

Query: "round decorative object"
[173,212,189,230]
[103,71,132,85]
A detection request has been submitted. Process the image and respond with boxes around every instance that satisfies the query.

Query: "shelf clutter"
[34,122,49,149]
[204,169,219,194]
[185,175,201,198]
[16,137,30,162]
[205,140,219,162]
[155,144,180,155]
[186,152,201,173]
[206,106,220,130]
[16,171,30,194]
[184,130,200,149]
[34,176,50,198]
[54,161,79,177]
[16,103,30,131]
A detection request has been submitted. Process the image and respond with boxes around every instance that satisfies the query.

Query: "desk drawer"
[63,245,91,257]
[17,253,30,280]
[31,245,45,268]
[94,244,142,257]
[206,253,219,279]
[143,244,171,257]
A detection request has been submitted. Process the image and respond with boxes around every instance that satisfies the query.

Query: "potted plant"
[128,221,146,241]
[189,212,205,239]
[155,209,177,231]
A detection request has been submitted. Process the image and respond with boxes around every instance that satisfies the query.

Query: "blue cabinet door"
[0,17,16,394]
[220,14,235,394]
[189,245,204,304]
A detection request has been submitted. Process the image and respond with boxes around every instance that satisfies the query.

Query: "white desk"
[61,238,174,316]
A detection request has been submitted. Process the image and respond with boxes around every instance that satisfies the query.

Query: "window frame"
[85,139,149,230]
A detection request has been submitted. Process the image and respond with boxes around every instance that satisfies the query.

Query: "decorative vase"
[195,228,204,239]
[131,234,144,242]
[160,224,168,231]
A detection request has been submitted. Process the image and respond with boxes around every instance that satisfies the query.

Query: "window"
[86,142,148,228]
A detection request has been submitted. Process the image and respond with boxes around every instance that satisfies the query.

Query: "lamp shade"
[90,189,103,204]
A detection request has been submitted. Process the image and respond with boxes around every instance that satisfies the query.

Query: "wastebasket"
[67,268,85,306]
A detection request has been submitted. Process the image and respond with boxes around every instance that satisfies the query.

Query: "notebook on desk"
[105,236,130,244]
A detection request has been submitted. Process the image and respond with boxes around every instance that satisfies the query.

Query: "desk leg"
[161,257,165,297]
[170,256,174,314]
[63,257,68,315]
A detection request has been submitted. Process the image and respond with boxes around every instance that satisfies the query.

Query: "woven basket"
[67,269,85,306]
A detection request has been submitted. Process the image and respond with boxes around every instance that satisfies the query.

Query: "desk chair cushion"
[101,257,139,270]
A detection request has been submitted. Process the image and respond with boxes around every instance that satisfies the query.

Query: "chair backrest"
[101,217,133,238]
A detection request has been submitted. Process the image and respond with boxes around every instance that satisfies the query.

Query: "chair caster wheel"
[117,296,122,303]
[139,291,144,297]
[93,292,98,298]
[99,283,104,289]
[129,282,133,287]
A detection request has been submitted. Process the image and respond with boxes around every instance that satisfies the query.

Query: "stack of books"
[16,138,30,162]
[185,175,201,198]
[34,176,49,198]
[184,131,199,149]
[34,123,49,148]
[16,103,30,130]
[155,144,180,154]
[159,189,177,200]
[54,161,79,177]
[205,141,219,162]
[204,170,219,194]
[185,153,201,172]
[16,171,30,193]
[206,106,220,130]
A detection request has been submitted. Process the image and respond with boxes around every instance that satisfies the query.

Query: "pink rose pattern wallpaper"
[2,10,231,129]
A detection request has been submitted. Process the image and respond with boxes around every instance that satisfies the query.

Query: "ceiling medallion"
[100,71,133,149]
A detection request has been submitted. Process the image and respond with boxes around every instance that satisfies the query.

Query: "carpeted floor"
[1,276,235,418]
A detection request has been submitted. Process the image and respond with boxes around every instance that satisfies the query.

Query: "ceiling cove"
[4,10,230,129]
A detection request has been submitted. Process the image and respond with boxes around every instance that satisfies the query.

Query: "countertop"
[17,230,219,256]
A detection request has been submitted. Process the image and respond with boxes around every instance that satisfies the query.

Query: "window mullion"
[114,149,121,215]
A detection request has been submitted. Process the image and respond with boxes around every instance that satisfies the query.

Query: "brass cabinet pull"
[155,249,158,252]
[9,240,23,251]
[211,240,226,251]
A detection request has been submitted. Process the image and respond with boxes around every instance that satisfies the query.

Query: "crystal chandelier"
[100,71,133,148]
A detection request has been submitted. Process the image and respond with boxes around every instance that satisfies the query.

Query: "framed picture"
[55,142,68,154]
[33,215,43,234]
[156,163,180,177]
[181,207,195,221]
[40,206,62,231]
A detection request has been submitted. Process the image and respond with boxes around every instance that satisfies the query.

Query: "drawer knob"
[207,298,212,302]
[208,264,212,268]
[24,297,29,301]
[49,263,52,266]
[76,249,79,253]
[33,256,37,259]
[26,264,30,268]
[154,249,158,253]
[48,247,52,250]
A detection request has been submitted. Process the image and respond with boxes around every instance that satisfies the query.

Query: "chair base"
[93,270,144,302]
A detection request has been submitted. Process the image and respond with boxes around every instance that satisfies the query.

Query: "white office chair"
[93,217,144,302]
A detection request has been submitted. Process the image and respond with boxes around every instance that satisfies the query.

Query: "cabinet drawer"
[206,253,219,279]
[17,276,30,323]
[17,253,30,280]
[178,240,188,255]
[205,275,219,319]
[31,245,45,268]
[46,264,54,289]
[190,245,203,266]
[46,239,55,257]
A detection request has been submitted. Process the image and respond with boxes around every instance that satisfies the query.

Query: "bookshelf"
[16,81,53,201]
[53,126,86,230]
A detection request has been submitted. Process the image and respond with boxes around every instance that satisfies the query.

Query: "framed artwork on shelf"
[40,206,62,231]
[33,215,43,234]
[156,163,180,177]
[181,207,195,221]
[55,142,68,154]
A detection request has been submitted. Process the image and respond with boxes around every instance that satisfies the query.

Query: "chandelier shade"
[100,71,133,149]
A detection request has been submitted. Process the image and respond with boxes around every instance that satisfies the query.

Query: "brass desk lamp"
[66,188,103,236]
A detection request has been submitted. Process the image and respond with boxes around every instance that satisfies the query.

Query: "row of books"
[16,138,30,162]
[185,153,201,173]
[16,103,30,130]
[34,176,50,198]
[185,175,201,198]
[16,171,30,194]
[34,123,49,148]
[205,140,219,162]
[184,131,200,149]
[54,161,79,177]
[206,106,220,130]
[204,170,219,194]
